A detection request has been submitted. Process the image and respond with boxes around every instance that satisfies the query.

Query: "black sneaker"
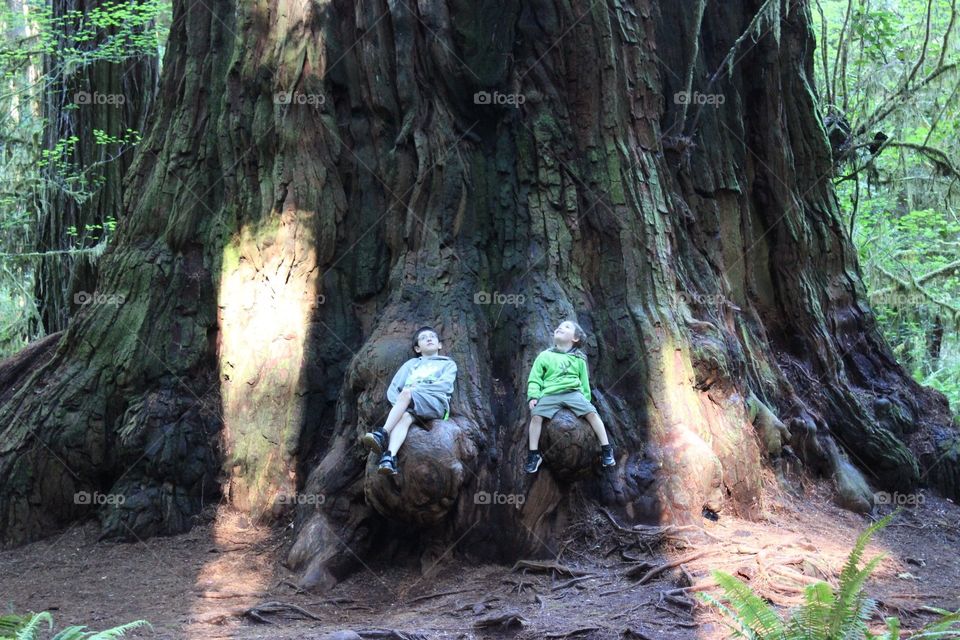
[601,445,615,467]
[378,453,398,475]
[524,451,542,474]
[361,429,388,454]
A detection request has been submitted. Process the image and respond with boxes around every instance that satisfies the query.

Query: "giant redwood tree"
[1,0,958,591]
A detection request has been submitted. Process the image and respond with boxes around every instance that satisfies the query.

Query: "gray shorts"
[404,389,449,421]
[531,390,597,419]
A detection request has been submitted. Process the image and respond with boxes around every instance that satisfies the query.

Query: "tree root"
[242,600,323,624]
[511,559,592,577]
[405,587,475,604]
[551,575,599,591]
[474,610,528,630]
[544,626,602,638]
[627,551,710,583]
[195,600,322,625]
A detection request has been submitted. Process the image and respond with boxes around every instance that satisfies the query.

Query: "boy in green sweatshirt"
[524,320,615,473]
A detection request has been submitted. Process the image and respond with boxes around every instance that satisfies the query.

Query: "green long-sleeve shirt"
[526,347,591,402]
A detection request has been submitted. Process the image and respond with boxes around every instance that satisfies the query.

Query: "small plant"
[700,513,960,639]
[0,611,152,639]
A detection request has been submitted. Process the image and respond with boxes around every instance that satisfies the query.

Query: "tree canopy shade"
[0,0,957,591]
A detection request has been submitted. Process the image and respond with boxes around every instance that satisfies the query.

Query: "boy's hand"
[528,399,538,410]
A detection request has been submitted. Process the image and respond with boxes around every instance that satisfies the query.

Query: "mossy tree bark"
[1,0,957,591]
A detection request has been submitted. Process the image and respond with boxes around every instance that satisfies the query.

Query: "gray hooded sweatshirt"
[386,355,457,416]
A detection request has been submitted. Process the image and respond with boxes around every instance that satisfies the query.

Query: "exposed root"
[474,610,528,630]
[628,551,711,583]
[242,600,322,624]
[511,559,592,577]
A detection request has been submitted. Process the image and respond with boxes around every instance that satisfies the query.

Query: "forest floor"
[1,480,958,640]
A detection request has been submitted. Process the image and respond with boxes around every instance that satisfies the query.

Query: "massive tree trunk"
[34,0,159,333]
[1,0,957,592]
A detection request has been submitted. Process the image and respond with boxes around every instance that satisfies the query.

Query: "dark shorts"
[403,389,449,421]
[531,390,597,419]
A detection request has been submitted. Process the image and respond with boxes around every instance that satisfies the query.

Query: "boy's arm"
[386,359,414,404]
[398,360,457,400]
[526,353,546,400]
[429,360,457,397]
[579,358,592,403]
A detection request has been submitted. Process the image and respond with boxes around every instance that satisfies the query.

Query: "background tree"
[0,0,169,351]
[0,0,956,593]
[34,0,163,333]
[816,0,960,407]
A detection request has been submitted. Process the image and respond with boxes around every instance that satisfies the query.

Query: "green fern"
[701,513,960,639]
[0,612,152,640]
[13,612,53,640]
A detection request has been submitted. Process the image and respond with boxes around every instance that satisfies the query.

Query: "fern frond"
[875,615,901,640]
[831,555,884,636]
[829,514,894,638]
[788,580,835,637]
[0,613,29,637]
[908,608,960,639]
[700,591,761,639]
[49,626,91,640]
[87,620,153,639]
[708,570,785,639]
[14,612,53,640]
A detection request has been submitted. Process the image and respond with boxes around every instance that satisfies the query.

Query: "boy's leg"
[584,412,616,466]
[382,389,413,433]
[524,415,544,473]
[528,415,543,450]
[387,411,416,456]
[378,412,415,475]
[584,412,610,446]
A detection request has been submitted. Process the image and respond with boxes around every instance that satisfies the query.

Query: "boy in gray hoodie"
[360,326,457,475]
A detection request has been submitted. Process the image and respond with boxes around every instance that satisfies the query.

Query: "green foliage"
[816,0,960,415]
[0,1,171,356]
[0,611,151,640]
[701,514,960,639]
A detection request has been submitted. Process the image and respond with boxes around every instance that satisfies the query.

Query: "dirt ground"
[1,481,958,640]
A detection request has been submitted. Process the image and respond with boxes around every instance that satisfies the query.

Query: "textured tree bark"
[34,0,159,333]
[1,0,957,596]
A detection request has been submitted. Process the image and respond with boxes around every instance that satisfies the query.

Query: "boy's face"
[414,330,441,354]
[553,322,579,344]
